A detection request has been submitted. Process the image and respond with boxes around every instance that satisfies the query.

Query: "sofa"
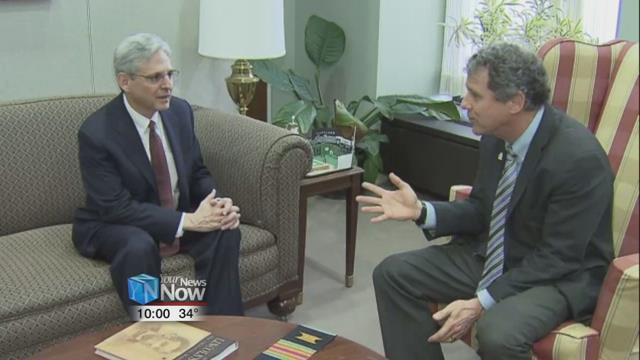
[433,39,639,360]
[0,95,313,359]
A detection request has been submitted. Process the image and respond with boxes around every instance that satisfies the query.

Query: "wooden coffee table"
[29,316,385,359]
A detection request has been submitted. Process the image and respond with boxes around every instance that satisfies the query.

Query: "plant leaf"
[305,15,346,69]
[333,99,368,136]
[273,100,306,127]
[396,96,460,120]
[250,60,293,92]
[356,131,389,156]
[362,153,383,183]
[288,70,318,103]
[273,100,316,134]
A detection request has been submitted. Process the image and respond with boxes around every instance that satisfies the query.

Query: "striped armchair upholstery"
[440,39,639,360]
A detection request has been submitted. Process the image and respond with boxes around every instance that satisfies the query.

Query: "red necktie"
[149,120,180,256]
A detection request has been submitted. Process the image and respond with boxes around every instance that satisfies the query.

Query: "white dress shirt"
[123,95,185,237]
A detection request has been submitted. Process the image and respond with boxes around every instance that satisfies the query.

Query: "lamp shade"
[198,0,286,60]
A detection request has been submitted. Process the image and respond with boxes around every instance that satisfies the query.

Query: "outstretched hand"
[355,172,422,223]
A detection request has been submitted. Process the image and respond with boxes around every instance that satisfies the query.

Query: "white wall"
[0,0,236,112]
[618,0,640,41]
[293,0,380,105]
[377,0,445,96]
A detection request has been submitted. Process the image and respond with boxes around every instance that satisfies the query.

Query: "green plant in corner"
[252,15,459,183]
[446,0,595,51]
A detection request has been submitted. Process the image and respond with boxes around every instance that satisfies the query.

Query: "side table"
[298,166,363,293]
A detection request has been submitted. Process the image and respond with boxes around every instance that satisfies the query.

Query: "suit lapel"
[160,107,189,208]
[508,105,559,215]
[110,94,156,190]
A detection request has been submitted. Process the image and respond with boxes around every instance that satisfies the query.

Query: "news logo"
[127,273,159,305]
[127,274,207,321]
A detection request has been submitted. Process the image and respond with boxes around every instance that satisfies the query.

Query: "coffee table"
[29,316,385,359]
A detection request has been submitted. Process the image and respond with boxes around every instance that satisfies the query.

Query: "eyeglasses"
[131,70,180,84]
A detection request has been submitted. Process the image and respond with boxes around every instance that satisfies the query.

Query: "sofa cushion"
[0,96,114,237]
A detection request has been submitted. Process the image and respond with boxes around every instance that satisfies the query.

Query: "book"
[95,321,238,360]
[255,324,336,359]
[306,128,355,177]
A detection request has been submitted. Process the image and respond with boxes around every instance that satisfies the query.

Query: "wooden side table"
[298,167,364,294]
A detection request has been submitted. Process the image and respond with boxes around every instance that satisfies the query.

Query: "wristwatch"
[414,201,427,225]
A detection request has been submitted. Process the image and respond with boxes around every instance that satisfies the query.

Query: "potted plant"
[253,15,459,182]
[445,0,595,50]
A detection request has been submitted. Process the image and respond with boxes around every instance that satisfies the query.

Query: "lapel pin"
[498,152,503,161]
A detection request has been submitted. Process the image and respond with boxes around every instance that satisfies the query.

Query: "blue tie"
[478,145,518,291]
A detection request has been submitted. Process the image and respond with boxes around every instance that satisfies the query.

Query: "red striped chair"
[438,39,639,360]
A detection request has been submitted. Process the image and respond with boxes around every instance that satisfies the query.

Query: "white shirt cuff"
[176,213,185,238]
[418,201,437,229]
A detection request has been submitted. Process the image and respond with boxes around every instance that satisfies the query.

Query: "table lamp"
[198,0,285,115]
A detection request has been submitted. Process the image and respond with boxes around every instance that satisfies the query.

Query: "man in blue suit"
[73,33,243,315]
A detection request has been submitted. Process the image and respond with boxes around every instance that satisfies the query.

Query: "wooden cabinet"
[381,114,480,199]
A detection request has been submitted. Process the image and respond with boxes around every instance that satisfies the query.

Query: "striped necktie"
[477,145,518,291]
[149,120,180,257]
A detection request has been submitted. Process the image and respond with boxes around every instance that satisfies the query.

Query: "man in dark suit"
[73,33,243,316]
[356,43,613,359]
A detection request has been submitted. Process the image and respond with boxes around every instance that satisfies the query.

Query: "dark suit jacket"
[429,105,614,320]
[73,94,215,258]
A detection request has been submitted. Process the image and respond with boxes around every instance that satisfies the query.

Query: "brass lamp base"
[225,59,260,115]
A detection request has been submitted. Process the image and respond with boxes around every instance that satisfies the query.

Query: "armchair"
[434,39,639,359]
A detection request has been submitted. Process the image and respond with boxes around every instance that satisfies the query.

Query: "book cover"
[95,321,238,360]
[255,324,337,360]
[307,128,355,177]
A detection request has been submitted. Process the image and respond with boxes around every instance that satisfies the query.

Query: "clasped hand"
[356,172,422,223]
[428,298,483,343]
[184,190,241,232]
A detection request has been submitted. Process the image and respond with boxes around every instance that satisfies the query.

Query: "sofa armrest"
[590,253,639,360]
[193,108,313,281]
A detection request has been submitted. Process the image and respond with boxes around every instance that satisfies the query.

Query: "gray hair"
[466,43,549,110]
[113,33,171,76]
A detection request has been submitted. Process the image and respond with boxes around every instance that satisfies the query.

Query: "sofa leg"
[268,294,298,320]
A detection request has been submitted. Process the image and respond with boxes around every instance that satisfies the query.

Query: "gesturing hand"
[355,172,422,223]
[427,298,484,343]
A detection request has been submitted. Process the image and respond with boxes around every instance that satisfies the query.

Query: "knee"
[120,229,159,258]
[476,313,524,358]
[372,254,408,291]
[207,228,241,256]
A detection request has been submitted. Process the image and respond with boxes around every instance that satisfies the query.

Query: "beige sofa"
[0,95,312,359]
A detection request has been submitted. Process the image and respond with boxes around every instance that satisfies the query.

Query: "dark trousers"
[93,224,244,316]
[372,241,569,360]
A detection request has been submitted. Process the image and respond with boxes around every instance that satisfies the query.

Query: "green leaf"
[297,103,317,134]
[316,106,332,128]
[362,153,383,183]
[362,95,393,120]
[273,100,306,127]
[333,99,368,136]
[396,96,460,120]
[390,102,428,115]
[273,100,316,134]
[288,70,318,103]
[305,15,346,69]
[356,131,389,156]
[250,60,293,92]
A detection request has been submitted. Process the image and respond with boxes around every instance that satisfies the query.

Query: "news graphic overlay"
[127,274,207,321]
